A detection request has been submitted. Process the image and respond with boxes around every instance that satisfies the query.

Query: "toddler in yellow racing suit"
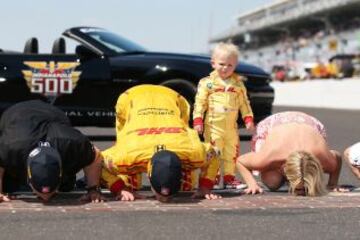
[101,85,220,202]
[193,42,255,189]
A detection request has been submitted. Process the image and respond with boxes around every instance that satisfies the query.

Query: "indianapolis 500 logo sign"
[22,61,82,98]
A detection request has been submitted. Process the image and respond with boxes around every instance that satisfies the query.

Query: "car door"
[51,53,113,126]
[0,52,112,126]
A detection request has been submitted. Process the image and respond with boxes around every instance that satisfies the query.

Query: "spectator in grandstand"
[344,143,360,180]
[340,58,355,78]
[353,56,360,77]
[311,60,329,78]
[272,65,287,82]
[193,42,254,190]
[235,111,345,196]
[326,60,339,78]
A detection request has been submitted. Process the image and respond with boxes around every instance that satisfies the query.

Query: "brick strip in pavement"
[1,190,360,213]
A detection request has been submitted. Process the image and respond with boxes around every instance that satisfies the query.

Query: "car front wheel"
[160,79,197,125]
[160,79,197,106]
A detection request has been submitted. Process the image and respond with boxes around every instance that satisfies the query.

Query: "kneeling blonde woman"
[236,111,343,196]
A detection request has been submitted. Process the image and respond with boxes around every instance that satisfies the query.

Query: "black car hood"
[113,51,270,78]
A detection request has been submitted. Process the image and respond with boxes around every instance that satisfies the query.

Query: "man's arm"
[111,174,144,202]
[101,159,145,202]
[0,167,10,202]
[84,147,102,188]
[81,147,105,203]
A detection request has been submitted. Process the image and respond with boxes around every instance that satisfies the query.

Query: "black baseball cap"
[149,150,182,196]
[27,143,62,194]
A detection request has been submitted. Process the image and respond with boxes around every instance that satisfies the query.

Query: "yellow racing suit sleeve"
[101,167,131,194]
[193,77,210,120]
[101,167,143,194]
[238,78,254,120]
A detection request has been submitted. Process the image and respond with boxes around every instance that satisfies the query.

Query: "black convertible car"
[0,27,274,127]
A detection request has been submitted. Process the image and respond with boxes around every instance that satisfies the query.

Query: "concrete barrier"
[271,78,360,110]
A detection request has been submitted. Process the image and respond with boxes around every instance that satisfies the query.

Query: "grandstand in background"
[210,0,360,79]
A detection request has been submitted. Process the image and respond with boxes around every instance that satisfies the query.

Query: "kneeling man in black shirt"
[0,100,104,203]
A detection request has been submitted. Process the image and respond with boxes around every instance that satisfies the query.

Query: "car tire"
[160,79,197,125]
[160,79,197,105]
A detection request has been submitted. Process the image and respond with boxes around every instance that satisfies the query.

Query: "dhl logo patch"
[133,127,184,135]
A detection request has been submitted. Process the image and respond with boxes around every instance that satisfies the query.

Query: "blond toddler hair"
[211,42,240,60]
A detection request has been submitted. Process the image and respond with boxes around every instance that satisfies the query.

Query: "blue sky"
[1,0,272,54]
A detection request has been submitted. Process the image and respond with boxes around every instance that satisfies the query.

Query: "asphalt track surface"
[1,106,360,240]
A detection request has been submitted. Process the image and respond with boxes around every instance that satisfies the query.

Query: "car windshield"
[83,29,147,53]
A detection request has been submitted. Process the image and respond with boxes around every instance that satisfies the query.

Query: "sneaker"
[224,179,247,190]
[212,184,222,190]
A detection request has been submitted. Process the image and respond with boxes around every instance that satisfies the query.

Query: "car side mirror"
[75,45,98,60]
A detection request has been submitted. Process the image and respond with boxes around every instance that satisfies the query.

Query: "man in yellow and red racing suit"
[193,70,254,189]
[101,85,220,202]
